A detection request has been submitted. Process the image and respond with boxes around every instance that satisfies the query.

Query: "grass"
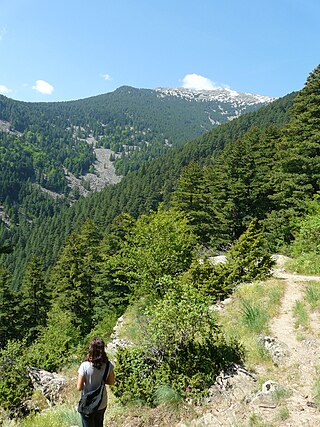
[248,413,267,426]
[305,281,320,311]
[271,385,292,404]
[154,384,183,406]
[219,279,285,365]
[18,405,81,427]
[276,405,289,421]
[293,300,309,330]
[286,253,320,275]
[241,300,269,333]
[291,281,320,336]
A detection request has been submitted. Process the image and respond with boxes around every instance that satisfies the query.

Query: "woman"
[77,337,115,427]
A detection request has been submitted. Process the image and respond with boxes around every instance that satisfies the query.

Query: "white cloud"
[102,73,112,81]
[181,73,220,90]
[0,84,12,94]
[32,80,54,95]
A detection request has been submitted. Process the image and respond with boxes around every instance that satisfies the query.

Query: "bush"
[290,213,320,255]
[0,340,33,414]
[113,284,243,405]
[113,346,157,405]
[26,307,80,371]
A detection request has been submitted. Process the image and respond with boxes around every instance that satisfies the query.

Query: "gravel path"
[269,270,320,426]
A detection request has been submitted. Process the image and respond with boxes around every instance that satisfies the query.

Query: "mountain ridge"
[155,86,274,104]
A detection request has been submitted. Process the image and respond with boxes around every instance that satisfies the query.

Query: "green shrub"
[113,346,157,405]
[113,284,243,406]
[114,335,243,406]
[183,219,275,302]
[0,340,33,414]
[86,310,118,344]
[26,307,80,371]
[290,212,320,255]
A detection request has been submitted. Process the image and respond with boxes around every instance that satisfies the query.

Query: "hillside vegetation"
[5,260,320,426]
[1,90,294,287]
[1,65,320,425]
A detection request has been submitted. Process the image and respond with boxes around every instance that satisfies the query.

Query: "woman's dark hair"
[86,337,108,369]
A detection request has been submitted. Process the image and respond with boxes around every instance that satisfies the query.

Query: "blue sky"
[0,0,319,102]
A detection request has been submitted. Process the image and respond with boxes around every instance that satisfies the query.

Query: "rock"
[261,380,279,394]
[258,335,289,365]
[107,315,134,356]
[110,315,125,339]
[250,380,279,407]
[27,367,66,405]
[209,255,227,265]
[212,297,233,312]
[106,338,134,355]
[205,363,256,404]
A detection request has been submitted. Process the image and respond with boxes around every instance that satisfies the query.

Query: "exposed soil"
[267,270,320,426]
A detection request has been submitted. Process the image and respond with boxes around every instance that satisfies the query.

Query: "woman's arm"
[77,374,85,391]
[106,370,115,385]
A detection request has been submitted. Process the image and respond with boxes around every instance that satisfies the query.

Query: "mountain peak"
[155,87,275,106]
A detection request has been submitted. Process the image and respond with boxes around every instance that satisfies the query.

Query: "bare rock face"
[27,367,66,405]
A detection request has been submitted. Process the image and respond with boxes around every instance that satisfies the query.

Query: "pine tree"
[20,256,50,341]
[0,268,21,346]
[205,127,279,247]
[275,64,320,209]
[171,162,211,243]
[226,218,275,284]
[50,220,102,336]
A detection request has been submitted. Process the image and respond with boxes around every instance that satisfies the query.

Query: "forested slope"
[0,91,295,287]
[2,65,320,424]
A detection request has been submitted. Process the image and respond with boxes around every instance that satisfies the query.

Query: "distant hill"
[0,85,273,197]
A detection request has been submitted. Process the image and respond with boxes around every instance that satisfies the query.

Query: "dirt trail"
[113,267,320,427]
[194,270,320,426]
[269,270,320,426]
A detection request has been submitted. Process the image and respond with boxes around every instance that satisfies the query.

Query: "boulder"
[250,380,279,407]
[27,367,66,405]
[206,363,256,404]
